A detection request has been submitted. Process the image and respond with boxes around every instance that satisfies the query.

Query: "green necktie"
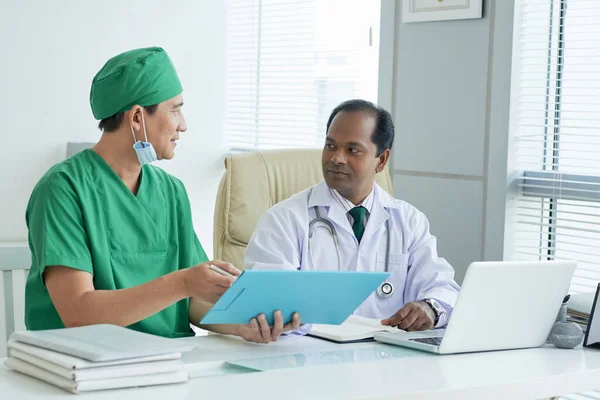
[348,206,368,242]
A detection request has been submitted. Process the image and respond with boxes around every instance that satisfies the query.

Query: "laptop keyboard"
[409,337,443,346]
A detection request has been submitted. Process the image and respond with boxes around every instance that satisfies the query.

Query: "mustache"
[326,165,350,174]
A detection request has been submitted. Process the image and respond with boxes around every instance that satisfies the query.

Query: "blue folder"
[200,270,389,325]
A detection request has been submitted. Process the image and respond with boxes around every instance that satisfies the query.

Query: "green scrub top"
[25,149,208,338]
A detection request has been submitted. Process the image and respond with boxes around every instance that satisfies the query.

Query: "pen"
[563,294,571,304]
[209,264,236,278]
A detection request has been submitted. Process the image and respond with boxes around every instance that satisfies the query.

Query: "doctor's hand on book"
[237,311,301,344]
[381,301,436,331]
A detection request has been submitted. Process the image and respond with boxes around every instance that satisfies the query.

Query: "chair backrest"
[213,149,393,269]
[0,244,30,357]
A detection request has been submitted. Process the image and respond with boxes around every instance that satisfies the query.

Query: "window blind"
[224,0,381,151]
[508,0,600,294]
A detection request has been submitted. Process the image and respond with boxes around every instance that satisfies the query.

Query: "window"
[507,0,600,293]
[224,0,381,151]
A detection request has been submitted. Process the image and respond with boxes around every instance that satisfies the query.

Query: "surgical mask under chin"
[133,141,157,165]
[130,109,157,165]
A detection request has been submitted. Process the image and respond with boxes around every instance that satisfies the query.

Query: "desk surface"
[2,334,600,400]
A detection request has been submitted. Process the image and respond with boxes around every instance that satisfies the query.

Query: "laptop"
[583,283,600,349]
[374,260,577,354]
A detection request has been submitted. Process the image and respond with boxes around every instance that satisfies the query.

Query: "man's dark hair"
[98,104,159,132]
[326,99,394,156]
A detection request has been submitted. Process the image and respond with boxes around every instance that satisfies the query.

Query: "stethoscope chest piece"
[308,187,397,300]
[377,281,394,298]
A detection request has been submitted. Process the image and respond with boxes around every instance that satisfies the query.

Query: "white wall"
[1,0,517,276]
[387,0,514,283]
[0,0,226,256]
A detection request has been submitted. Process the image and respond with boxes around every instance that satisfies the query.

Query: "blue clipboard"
[199,270,389,325]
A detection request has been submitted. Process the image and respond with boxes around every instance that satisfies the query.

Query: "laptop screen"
[584,283,600,348]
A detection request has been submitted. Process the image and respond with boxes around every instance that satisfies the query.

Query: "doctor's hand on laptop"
[236,311,302,344]
[381,301,436,331]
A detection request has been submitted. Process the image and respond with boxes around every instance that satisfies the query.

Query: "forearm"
[200,323,240,336]
[63,269,189,328]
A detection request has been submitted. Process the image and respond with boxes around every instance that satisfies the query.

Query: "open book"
[308,315,402,343]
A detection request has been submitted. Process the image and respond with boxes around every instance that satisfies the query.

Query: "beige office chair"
[213,149,393,270]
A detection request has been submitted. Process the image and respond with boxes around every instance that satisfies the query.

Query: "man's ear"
[128,105,143,132]
[375,149,390,173]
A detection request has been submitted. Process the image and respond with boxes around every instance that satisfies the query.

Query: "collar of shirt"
[329,187,375,226]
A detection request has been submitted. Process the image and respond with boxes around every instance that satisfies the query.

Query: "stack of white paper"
[4,325,196,394]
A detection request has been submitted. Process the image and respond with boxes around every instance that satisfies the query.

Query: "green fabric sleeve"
[27,173,93,281]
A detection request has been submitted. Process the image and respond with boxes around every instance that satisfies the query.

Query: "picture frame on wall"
[402,0,483,23]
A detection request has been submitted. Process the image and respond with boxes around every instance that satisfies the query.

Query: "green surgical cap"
[90,47,183,120]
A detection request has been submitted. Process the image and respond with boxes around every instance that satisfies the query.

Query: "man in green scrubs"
[25,47,299,341]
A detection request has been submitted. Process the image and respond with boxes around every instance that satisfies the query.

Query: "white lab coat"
[245,180,460,321]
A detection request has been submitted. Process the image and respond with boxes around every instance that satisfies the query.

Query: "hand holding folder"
[236,310,302,343]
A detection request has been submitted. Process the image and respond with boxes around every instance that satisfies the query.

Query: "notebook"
[9,325,196,362]
[9,349,184,381]
[7,340,182,370]
[4,357,188,394]
[308,315,401,343]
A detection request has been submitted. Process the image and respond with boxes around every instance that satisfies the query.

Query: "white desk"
[2,335,600,399]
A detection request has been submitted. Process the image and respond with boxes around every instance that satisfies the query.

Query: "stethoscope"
[307,190,394,299]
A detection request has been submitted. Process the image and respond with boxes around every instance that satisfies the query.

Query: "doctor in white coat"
[245,99,460,338]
